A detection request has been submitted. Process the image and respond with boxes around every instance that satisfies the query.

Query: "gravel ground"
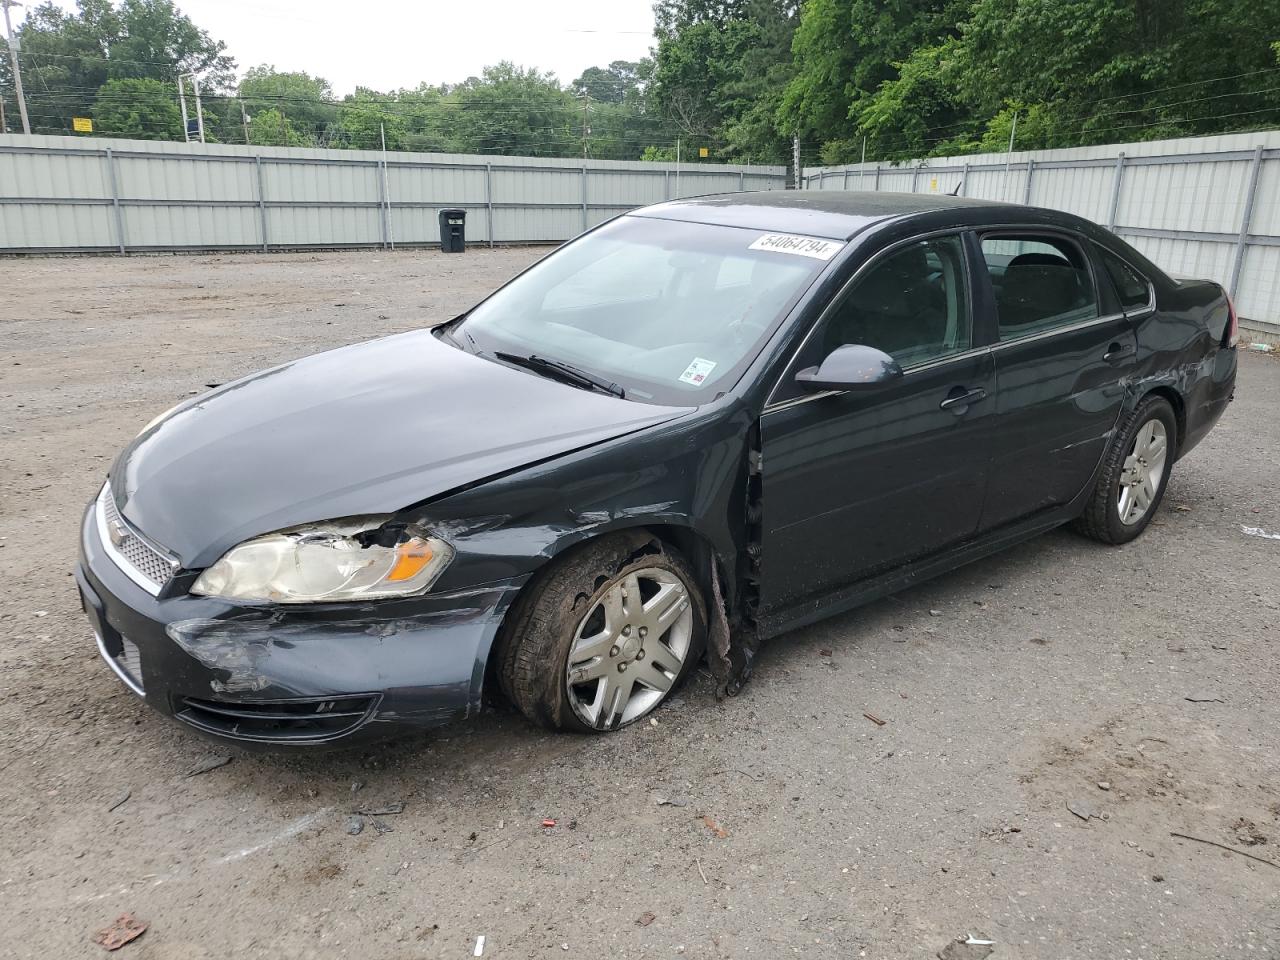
[2,249,1278,960]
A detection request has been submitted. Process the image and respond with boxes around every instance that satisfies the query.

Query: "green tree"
[651,0,798,162]
[237,65,336,143]
[91,76,181,138]
[245,107,313,146]
[10,0,234,135]
[449,62,577,156]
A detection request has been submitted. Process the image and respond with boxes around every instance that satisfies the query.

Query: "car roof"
[632,190,1034,241]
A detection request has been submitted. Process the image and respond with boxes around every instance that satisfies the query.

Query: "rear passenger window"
[981,235,1098,340]
[1098,249,1152,310]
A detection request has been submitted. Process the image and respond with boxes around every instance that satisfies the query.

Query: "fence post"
[104,148,126,254]
[255,155,269,252]
[739,170,745,192]
[581,165,588,232]
[843,166,849,190]
[1107,152,1126,229]
[910,163,920,193]
[1022,158,1035,205]
[874,164,881,191]
[665,169,671,200]
[375,157,390,249]
[960,162,969,196]
[485,162,494,248]
[1228,144,1265,299]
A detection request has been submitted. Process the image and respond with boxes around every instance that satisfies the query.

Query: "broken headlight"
[190,518,453,603]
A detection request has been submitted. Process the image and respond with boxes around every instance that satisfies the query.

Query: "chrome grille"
[96,484,178,594]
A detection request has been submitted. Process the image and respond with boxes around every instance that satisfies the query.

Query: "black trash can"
[439,208,466,253]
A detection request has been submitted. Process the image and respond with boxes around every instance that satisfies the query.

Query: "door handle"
[939,386,987,412]
[1103,341,1135,363]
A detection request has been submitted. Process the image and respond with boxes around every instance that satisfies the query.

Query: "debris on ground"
[184,755,232,778]
[1097,781,1112,791]
[1240,525,1280,540]
[1232,818,1267,846]
[541,818,557,828]
[929,609,943,617]
[1185,694,1225,703]
[352,802,405,816]
[1170,832,1280,869]
[92,913,148,951]
[1066,799,1098,821]
[937,934,995,960]
[107,790,131,812]
[819,648,833,657]
[702,816,729,839]
[371,819,394,835]
[473,934,486,956]
[345,816,365,836]
[636,911,656,927]
[656,797,688,807]
[863,712,887,726]
[1174,504,1192,512]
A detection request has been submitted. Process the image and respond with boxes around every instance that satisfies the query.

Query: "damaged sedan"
[77,192,1237,746]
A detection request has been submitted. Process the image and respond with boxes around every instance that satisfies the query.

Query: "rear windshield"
[451,215,836,405]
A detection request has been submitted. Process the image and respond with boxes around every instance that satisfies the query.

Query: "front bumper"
[77,504,524,749]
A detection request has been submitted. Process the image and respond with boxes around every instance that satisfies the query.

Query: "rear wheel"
[1074,395,1176,544]
[494,534,706,732]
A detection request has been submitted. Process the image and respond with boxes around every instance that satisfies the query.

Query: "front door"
[974,232,1137,530]
[759,233,994,611]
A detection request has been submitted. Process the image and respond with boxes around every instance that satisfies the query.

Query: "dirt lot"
[2,249,1279,960]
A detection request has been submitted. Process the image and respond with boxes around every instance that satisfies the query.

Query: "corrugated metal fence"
[0,134,787,253]
[803,131,1280,331]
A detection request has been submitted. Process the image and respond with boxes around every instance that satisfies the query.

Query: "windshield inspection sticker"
[679,357,717,386]
[749,233,844,260]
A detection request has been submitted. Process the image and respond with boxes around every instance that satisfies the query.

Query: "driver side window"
[820,235,972,369]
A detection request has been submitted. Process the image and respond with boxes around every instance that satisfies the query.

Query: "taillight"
[1225,292,1239,348]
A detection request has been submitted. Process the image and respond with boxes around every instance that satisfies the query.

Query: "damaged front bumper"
[77,506,524,748]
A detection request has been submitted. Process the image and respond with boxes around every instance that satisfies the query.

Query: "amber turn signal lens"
[387,540,434,582]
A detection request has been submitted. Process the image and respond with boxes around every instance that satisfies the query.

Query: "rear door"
[977,231,1137,531]
[759,232,995,610]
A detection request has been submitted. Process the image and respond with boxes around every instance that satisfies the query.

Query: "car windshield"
[451,215,836,405]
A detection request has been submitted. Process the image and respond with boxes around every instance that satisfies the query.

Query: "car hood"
[111,329,690,568]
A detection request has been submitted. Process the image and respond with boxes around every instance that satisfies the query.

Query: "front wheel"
[494,534,706,732]
[1074,395,1177,545]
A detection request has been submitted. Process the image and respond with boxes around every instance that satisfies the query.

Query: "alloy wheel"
[565,568,694,730]
[1117,418,1168,525]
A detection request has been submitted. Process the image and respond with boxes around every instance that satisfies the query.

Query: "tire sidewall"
[513,538,708,733]
[1103,398,1177,543]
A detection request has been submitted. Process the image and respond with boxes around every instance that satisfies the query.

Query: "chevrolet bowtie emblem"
[106,516,129,548]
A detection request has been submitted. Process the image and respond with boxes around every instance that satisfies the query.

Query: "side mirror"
[794,344,904,392]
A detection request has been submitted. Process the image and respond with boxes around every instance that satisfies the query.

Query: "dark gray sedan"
[77,192,1237,746]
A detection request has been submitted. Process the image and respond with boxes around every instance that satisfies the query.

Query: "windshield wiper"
[493,352,626,398]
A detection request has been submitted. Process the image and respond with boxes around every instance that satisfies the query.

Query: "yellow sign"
[72,117,93,133]
[930,177,938,191]
[698,147,709,158]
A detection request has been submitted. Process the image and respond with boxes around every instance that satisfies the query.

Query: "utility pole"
[177,72,205,143]
[579,91,590,159]
[2,0,31,135]
[1003,109,1019,202]
[792,134,800,190]
[240,99,250,144]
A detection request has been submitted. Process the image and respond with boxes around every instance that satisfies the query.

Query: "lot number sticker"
[748,233,843,260]
[679,357,718,386]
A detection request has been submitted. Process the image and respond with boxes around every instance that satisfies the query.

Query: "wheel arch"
[480,519,735,706]
[1136,385,1186,456]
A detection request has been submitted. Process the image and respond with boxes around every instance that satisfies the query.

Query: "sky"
[20,0,659,93]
